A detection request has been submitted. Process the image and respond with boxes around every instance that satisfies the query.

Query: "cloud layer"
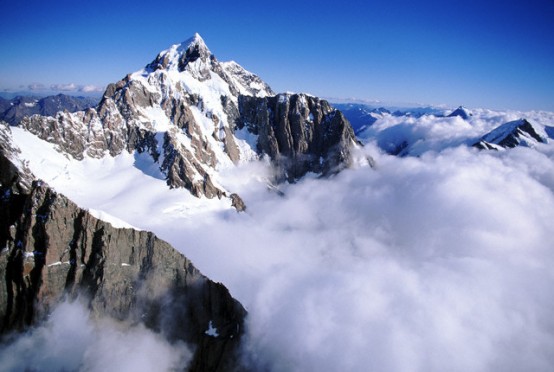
[174,141,554,371]
[0,301,191,372]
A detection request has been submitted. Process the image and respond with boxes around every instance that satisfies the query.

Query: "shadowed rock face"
[0,141,247,371]
[238,93,360,182]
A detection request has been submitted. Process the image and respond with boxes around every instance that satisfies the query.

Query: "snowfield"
[5,106,554,371]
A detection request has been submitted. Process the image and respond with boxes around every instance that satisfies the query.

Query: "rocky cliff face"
[239,93,361,182]
[0,128,247,371]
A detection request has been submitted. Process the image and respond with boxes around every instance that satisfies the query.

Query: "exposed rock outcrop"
[238,93,361,182]
[0,132,247,371]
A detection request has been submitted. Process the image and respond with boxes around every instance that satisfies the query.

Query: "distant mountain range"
[336,102,553,155]
[0,94,98,125]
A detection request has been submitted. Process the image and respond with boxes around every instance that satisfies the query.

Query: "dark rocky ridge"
[0,129,247,371]
[239,93,362,182]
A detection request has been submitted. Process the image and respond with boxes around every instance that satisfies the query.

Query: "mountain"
[473,118,548,150]
[447,105,472,120]
[2,35,554,372]
[16,33,363,204]
[334,102,450,137]
[0,94,98,125]
[353,104,553,156]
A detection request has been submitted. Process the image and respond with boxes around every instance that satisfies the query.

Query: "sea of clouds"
[178,141,554,372]
[2,108,554,371]
[174,110,554,371]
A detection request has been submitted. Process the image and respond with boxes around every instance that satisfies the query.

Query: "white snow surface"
[204,321,219,338]
[7,106,554,371]
[10,127,232,224]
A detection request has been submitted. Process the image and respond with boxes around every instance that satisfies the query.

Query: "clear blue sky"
[1,0,553,111]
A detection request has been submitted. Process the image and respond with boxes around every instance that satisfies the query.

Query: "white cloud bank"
[0,301,191,372]
[4,108,554,371]
[173,143,554,372]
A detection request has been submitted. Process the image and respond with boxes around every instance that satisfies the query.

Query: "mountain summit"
[146,33,213,75]
[447,106,472,120]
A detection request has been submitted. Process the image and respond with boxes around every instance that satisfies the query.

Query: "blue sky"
[1,0,553,111]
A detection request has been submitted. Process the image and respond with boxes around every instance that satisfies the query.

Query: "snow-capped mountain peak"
[146,32,212,74]
[473,118,548,150]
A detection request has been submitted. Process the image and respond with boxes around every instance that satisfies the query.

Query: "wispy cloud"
[79,84,104,93]
[27,82,47,91]
[17,82,104,94]
[50,83,79,91]
[0,301,192,371]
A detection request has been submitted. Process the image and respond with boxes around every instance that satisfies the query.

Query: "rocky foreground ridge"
[17,34,364,204]
[0,126,246,371]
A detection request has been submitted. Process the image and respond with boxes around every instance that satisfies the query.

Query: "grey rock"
[0,123,34,194]
[238,93,362,182]
[160,129,224,199]
[230,193,246,212]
